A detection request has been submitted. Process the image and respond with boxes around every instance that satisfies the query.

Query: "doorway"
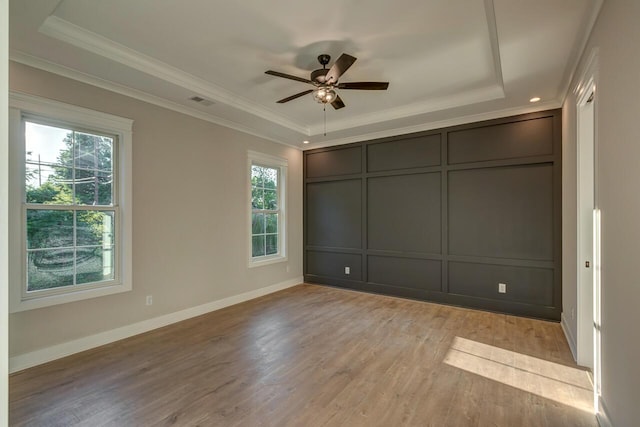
[576,65,601,411]
[576,87,594,370]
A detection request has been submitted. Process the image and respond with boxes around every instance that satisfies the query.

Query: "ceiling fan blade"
[331,94,346,110]
[265,70,312,84]
[276,89,314,103]
[325,53,357,84]
[337,82,389,90]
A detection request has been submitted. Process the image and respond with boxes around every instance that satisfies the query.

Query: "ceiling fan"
[265,53,389,110]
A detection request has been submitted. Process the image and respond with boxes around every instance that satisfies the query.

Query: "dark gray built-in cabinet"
[303,110,562,320]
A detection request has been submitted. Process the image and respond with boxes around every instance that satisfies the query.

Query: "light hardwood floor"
[10,284,597,426]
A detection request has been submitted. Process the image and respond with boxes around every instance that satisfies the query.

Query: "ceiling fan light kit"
[312,87,337,104]
[265,53,389,111]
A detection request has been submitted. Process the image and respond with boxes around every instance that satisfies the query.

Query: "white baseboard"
[561,312,577,361]
[9,277,303,373]
[596,397,613,427]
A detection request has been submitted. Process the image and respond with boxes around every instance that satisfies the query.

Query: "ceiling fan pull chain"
[324,105,327,136]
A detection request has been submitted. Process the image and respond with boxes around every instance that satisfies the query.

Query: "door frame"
[576,81,595,370]
[574,47,601,407]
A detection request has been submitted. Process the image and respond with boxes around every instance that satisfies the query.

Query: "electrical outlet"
[344,266,350,275]
[286,265,290,273]
[146,295,153,306]
[498,283,507,293]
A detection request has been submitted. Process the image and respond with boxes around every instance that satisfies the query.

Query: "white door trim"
[574,48,599,367]
[576,85,595,369]
[574,47,601,416]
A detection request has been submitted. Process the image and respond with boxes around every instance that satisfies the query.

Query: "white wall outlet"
[344,266,350,275]
[286,265,290,273]
[498,283,507,293]
[146,295,153,306]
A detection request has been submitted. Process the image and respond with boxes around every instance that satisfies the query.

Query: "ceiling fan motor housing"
[311,68,329,84]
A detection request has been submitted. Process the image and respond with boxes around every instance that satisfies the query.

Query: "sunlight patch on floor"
[444,336,594,413]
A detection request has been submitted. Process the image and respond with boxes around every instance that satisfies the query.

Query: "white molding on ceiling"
[38,15,309,136]
[558,0,604,102]
[19,2,581,152]
[38,11,508,139]
[308,83,505,136]
[483,0,505,92]
[572,47,599,100]
[305,99,562,150]
[9,51,303,150]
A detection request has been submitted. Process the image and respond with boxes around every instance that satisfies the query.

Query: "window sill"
[248,255,288,268]
[10,281,132,313]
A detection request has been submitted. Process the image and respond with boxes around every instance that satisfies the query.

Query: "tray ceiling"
[9,0,603,148]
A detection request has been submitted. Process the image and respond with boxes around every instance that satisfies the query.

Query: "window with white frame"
[248,151,287,266]
[9,93,133,311]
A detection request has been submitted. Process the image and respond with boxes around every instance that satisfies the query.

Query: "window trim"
[247,150,287,268]
[9,92,133,312]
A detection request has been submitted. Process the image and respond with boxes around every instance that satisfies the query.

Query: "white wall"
[563,0,640,425]
[8,62,303,361]
[1,0,10,424]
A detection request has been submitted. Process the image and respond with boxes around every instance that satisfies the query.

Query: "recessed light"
[529,97,541,103]
[303,140,310,144]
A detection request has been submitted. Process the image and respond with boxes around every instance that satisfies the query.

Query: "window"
[248,151,287,267]
[25,121,116,291]
[9,93,133,311]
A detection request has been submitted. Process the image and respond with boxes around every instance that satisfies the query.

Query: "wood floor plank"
[10,284,597,426]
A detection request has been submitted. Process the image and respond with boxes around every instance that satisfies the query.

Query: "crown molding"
[572,47,599,103]
[24,2,575,152]
[305,98,561,149]
[38,15,309,136]
[10,51,303,150]
[558,0,604,102]
[483,0,505,92]
[38,11,508,139]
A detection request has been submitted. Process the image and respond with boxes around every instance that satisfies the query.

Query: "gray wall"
[8,62,304,358]
[563,0,640,424]
[304,110,562,320]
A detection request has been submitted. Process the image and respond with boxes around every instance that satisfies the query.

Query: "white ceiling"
[9,0,602,149]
